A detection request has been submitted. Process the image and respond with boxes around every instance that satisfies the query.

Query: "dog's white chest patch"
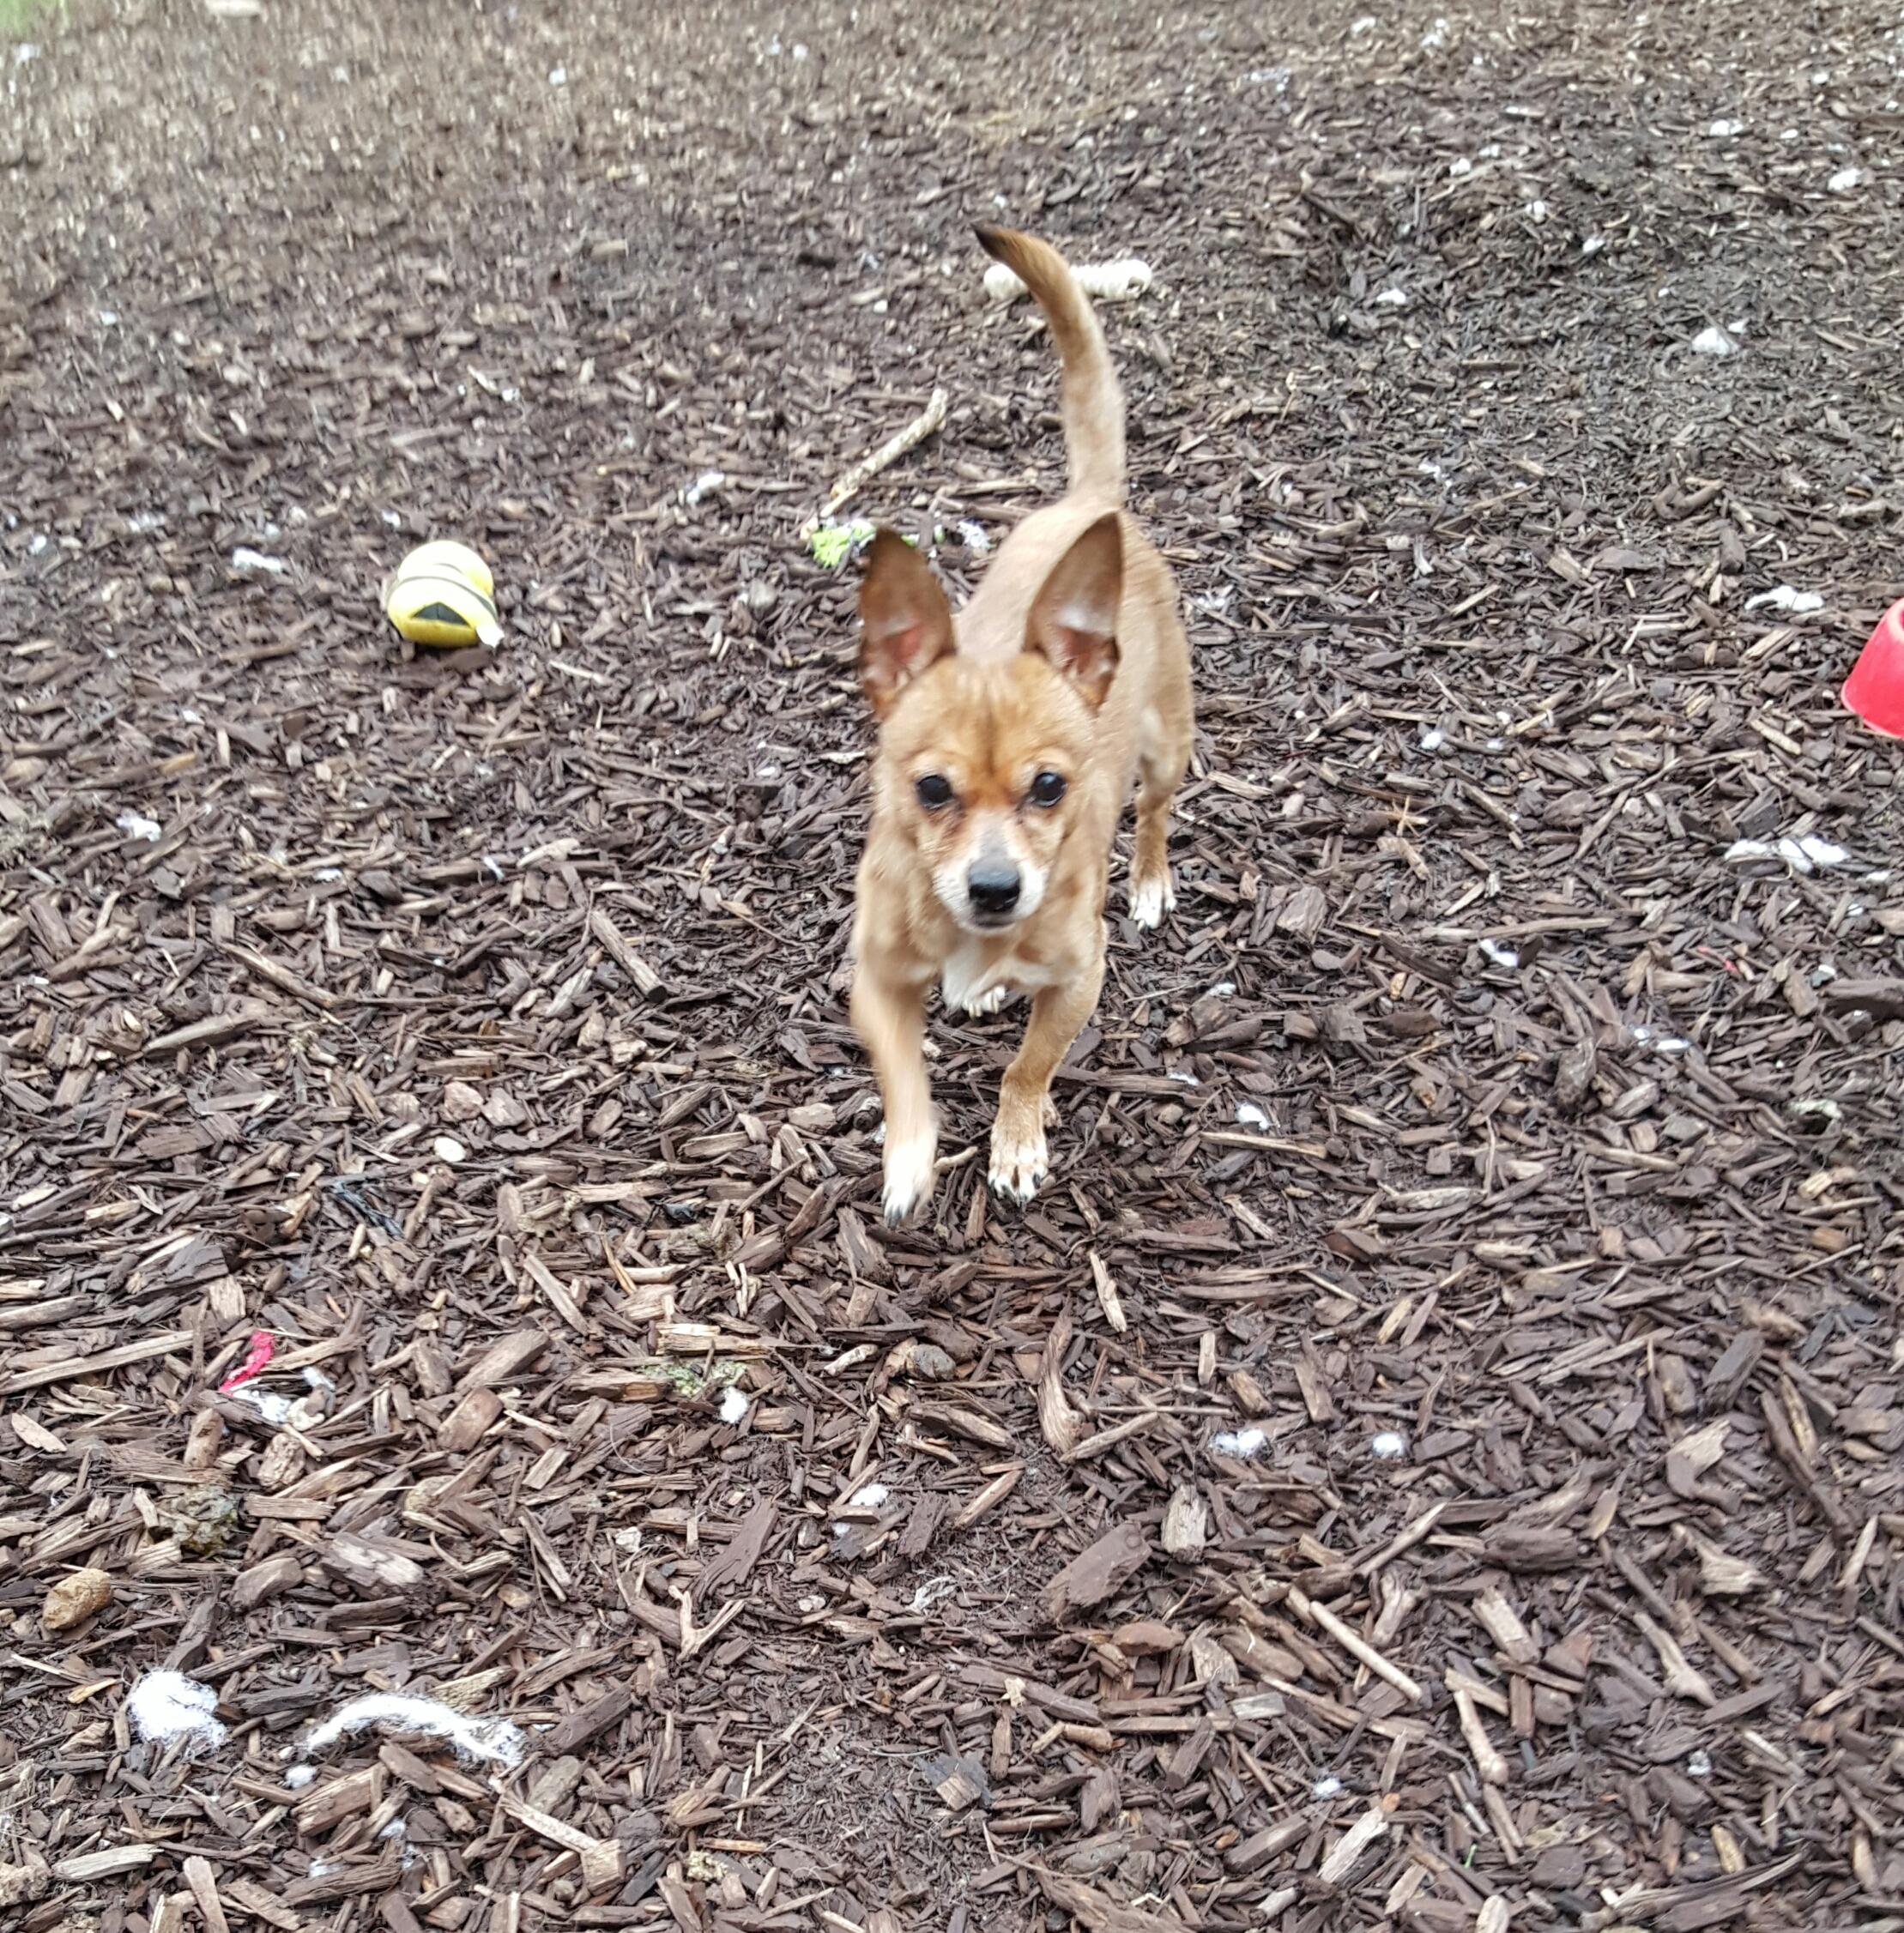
[941,945,1055,1016]
[940,945,1001,1016]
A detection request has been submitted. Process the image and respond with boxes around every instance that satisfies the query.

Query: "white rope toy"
[983,257,1154,304]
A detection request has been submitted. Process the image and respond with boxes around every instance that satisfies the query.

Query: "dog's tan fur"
[849,226,1194,1223]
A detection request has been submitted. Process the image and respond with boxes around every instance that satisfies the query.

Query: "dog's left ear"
[1026,512,1122,710]
[859,531,954,716]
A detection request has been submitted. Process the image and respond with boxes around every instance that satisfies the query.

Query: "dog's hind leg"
[1129,645,1192,931]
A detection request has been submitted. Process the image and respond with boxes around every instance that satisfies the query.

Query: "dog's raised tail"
[975,225,1125,503]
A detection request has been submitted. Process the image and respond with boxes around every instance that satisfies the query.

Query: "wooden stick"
[1445,1665,1511,1719]
[1,1329,195,1395]
[1253,1675,1360,1732]
[53,1846,157,1882]
[1482,1785,1522,1858]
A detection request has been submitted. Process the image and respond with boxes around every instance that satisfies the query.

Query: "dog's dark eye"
[915,773,954,809]
[1029,770,1067,808]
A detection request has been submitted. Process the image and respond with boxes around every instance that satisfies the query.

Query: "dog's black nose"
[968,863,1022,916]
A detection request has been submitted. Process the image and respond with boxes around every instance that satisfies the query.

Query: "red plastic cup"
[1843,598,1904,739]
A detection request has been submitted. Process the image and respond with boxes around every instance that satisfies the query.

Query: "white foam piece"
[299,1694,525,1769]
[1743,583,1824,615]
[128,1671,227,1752]
[1725,836,1849,875]
[832,1482,891,1538]
[1211,1428,1268,1459]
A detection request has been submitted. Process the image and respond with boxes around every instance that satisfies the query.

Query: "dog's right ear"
[858,531,953,716]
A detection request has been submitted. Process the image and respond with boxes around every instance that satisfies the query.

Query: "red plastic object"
[1842,598,1904,740]
[219,1331,275,1393]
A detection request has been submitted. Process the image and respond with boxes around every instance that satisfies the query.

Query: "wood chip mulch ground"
[3,0,1902,1928]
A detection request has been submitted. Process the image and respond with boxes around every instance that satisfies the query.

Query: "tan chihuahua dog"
[849,225,1194,1224]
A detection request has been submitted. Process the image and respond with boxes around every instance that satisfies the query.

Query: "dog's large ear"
[1026,512,1122,710]
[858,531,954,716]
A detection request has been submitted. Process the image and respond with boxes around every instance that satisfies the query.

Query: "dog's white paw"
[881,1131,938,1227]
[959,982,1014,1018]
[1129,872,1176,931]
[988,1119,1049,1206]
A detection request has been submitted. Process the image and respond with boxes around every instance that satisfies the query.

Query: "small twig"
[1447,1675,1510,1786]
[1471,1585,1538,1663]
[1369,1580,1420,1650]
[1760,1387,1852,1535]
[952,1464,1022,1529]
[1632,1609,1715,1705]
[1445,1664,1511,1719]
[1037,1309,1085,1458]
[1357,1501,1445,1578]
[670,1587,746,1660]
[1064,1412,1154,1464]
[1317,1805,1389,1885]
[1287,1586,1427,1706]
[1482,1785,1522,1857]
[219,940,337,1010]
[491,1788,626,1893]
[1087,1250,1127,1333]
[799,389,948,538]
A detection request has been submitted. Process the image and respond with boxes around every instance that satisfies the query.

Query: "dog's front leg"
[988,946,1105,1205]
[851,966,937,1225]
